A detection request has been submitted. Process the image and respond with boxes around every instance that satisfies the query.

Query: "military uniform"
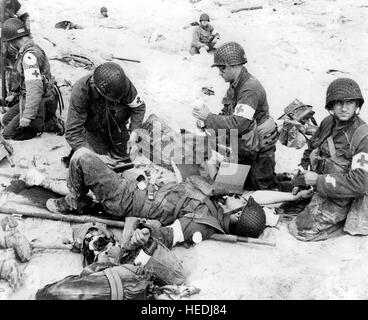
[2,39,57,140]
[204,66,278,190]
[190,24,217,54]
[289,114,368,241]
[65,74,145,157]
[65,148,231,249]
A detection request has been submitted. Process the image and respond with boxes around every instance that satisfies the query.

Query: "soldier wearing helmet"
[65,62,146,166]
[193,41,279,191]
[45,148,294,249]
[100,6,108,18]
[1,18,58,140]
[189,13,220,55]
[289,78,368,241]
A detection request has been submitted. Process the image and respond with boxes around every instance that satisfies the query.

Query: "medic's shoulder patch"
[128,95,144,108]
[233,103,255,120]
[352,152,368,172]
[23,52,38,67]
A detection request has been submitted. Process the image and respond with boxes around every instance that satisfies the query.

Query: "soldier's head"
[2,18,30,50]
[212,42,247,83]
[199,13,210,27]
[325,78,364,122]
[229,196,266,238]
[100,6,108,17]
[92,62,127,102]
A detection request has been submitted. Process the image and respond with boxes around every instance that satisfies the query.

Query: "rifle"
[0,0,7,113]
[0,202,126,229]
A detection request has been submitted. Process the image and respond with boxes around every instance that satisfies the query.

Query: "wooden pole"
[0,203,126,229]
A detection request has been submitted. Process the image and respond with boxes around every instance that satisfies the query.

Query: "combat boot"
[46,194,78,214]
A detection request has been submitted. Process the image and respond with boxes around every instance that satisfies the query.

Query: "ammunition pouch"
[257,117,278,152]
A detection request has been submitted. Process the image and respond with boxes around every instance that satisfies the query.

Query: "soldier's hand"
[127,131,139,159]
[294,187,314,200]
[97,154,118,168]
[5,95,15,103]
[130,228,150,247]
[192,104,211,121]
[19,117,31,127]
[303,171,318,186]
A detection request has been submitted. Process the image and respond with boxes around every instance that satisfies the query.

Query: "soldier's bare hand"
[303,171,318,186]
[294,187,314,200]
[19,117,31,127]
[192,104,211,121]
[130,228,150,247]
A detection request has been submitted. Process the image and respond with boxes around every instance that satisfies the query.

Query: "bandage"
[170,219,184,246]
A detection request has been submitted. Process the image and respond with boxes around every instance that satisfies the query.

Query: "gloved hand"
[19,117,31,127]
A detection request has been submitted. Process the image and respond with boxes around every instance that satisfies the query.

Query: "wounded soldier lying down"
[44,148,309,249]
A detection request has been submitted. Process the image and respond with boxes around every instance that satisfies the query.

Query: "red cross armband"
[352,152,368,172]
[22,52,42,81]
[128,94,144,108]
[233,103,255,120]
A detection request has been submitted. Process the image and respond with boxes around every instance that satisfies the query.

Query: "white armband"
[234,104,255,120]
[23,52,42,81]
[128,95,144,108]
[352,152,368,172]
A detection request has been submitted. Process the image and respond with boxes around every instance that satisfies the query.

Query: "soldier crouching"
[289,78,368,241]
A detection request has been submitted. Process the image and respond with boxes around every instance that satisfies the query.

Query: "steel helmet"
[2,18,30,42]
[200,13,210,22]
[234,196,266,238]
[212,41,247,68]
[93,62,127,101]
[325,78,364,110]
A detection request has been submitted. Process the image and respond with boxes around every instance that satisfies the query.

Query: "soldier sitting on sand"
[189,13,220,55]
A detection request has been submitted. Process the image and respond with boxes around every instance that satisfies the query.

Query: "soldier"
[289,78,368,241]
[192,42,279,190]
[1,18,58,140]
[189,13,220,55]
[44,148,291,249]
[65,62,146,166]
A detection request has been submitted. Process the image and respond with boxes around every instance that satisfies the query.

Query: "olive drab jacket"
[125,175,230,249]
[191,24,215,49]
[204,67,278,160]
[300,115,368,235]
[15,39,54,130]
[65,74,146,152]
